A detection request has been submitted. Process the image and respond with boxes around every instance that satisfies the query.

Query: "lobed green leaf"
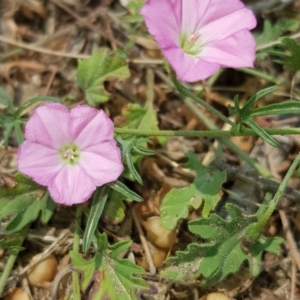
[76,49,130,106]
[161,204,283,286]
[70,232,149,299]
[160,153,226,230]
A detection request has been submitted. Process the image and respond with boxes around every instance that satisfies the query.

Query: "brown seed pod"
[27,254,58,287]
[200,292,231,300]
[144,216,176,249]
[9,288,30,300]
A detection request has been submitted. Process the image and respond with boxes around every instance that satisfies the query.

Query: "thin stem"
[256,31,300,51]
[0,227,28,296]
[114,127,300,137]
[255,152,300,231]
[0,253,18,295]
[183,98,272,177]
[169,70,236,127]
[239,68,281,85]
[72,205,83,300]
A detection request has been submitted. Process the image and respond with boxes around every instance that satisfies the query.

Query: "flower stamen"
[180,31,202,56]
[60,143,81,165]
[64,149,75,160]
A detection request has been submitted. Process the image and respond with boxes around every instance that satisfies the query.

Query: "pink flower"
[17,103,124,205]
[140,0,257,82]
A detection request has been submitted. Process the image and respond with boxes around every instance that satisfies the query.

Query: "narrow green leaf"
[0,88,14,114]
[242,86,278,114]
[14,96,61,117]
[14,123,24,145]
[109,181,142,202]
[125,152,143,184]
[2,122,14,148]
[82,186,109,253]
[251,101,300,117]
[245,119,280,147]
[76,50,130,106]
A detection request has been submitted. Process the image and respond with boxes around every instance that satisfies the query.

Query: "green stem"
[72,204,83,300]
[239,68,281,85]
[0,227,28,296]
[246,152,300,242]
[0,253,18,295]
[114,127,300,137]
[183,98,272,177]
[169,69,236,127]
[260,152,300,226]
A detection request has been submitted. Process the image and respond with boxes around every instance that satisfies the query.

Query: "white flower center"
[64,149,75,160]
[60,143,81,165]
[179,31,202,56]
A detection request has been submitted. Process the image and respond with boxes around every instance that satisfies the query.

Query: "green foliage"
[83,182,142,253]
[120,103,167,145]
[229,86,280,147]
[255,19,299,45]
[255,19,299,60]
[0,174,55,233]
[0,236,24,254]
[251,101,300,118]
[70,232,149,299]
[161,204,283,286]
[116,135,154,184]
[123,0,145,23]
[0,88,61,147]
[103,190,127,224]
[76,50,130,106]
[82,186,109,253]
[160,153,226,230]
[108,180,142,202]
[280,38,300,72]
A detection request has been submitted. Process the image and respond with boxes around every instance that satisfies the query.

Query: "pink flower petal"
[48,165,96,205]
[163,47,220,82]
[70,105,114,149]
[184,0,250,29]
[79,141,124,186]
[140,0,180,49]
[200,7,256,44]
[141,0,257,82]
[25,103,70,149]
[181,0,211,33]
[201,30,256,68]
[17,141,64,186]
